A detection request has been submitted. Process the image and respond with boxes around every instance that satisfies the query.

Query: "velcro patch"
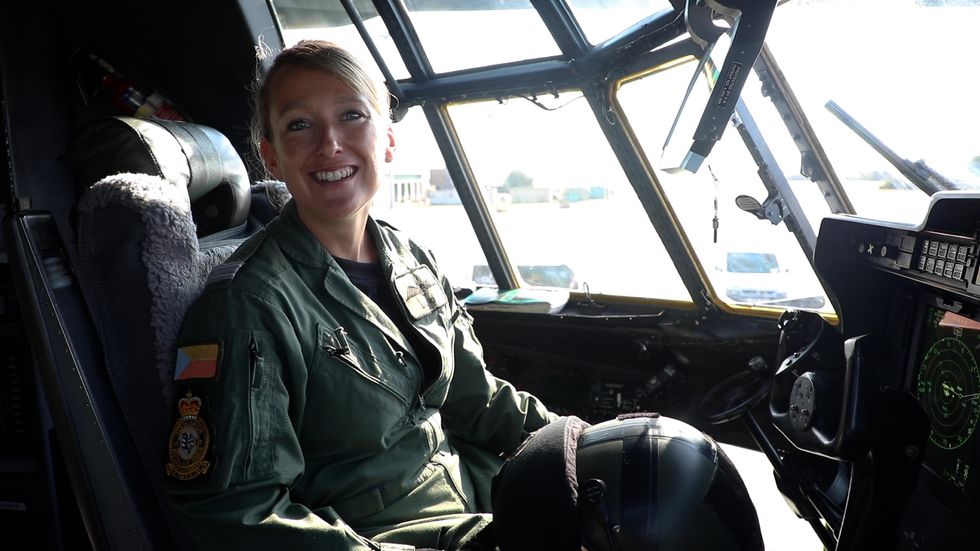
[393,265,448,320]
[166,390,211,481]
[175,343,221,381]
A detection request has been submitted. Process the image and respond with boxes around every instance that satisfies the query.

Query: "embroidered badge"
[174,343,221,381]
[165,391,211,481]
[393,266,448,320]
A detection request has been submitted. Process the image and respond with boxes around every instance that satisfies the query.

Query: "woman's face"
[260,66,394,231]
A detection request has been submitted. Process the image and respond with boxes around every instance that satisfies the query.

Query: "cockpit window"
[566,0,674,44]
[764,0,980,225]
[402,1,562,73]
[370,107,496,291]
[273,0,411,80]
[618,58,833,312]
[274,0,563,75]
[448,94,690,301]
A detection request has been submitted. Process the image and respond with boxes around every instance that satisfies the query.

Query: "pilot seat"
[5,115,289,549]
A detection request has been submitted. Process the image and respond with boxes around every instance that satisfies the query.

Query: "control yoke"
[769,311,877,461]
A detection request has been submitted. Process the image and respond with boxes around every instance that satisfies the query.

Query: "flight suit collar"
[266,200,332,268]
[267,200,419,360]
[267,200,415,277]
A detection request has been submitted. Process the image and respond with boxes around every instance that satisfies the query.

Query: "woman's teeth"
[314,166,354,182]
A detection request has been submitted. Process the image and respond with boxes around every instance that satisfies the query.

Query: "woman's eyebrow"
[277,95,369,116]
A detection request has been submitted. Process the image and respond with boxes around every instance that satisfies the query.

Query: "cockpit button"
[935,259,946,275]
[930,241,940,256]
[953,264,964,280]
[939,242,949,258]
[926,258,936,273]
[900,235,916,253]
[947,244,959,260]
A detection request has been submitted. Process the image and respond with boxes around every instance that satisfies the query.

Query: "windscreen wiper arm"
[825,100,962,195]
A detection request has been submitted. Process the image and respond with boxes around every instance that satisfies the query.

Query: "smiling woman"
[161,40,556,551]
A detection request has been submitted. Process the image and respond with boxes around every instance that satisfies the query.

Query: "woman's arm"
[162,289,387,550]
[439,295,557,456]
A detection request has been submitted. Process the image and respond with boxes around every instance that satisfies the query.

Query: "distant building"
[391,173,425,203]
[428,168,462,205]
[430,168,453,190]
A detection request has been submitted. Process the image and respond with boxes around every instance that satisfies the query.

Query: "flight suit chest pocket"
[313,323,409,407]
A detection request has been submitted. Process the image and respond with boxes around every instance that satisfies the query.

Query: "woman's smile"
[313,166,356,182]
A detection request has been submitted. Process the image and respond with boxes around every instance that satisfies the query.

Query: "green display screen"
[916,307,980,495]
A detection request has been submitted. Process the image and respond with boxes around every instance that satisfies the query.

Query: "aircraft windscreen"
[764,0,980,225]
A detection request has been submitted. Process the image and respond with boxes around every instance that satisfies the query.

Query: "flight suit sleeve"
[162,288,396,550]
[439,293,558,456]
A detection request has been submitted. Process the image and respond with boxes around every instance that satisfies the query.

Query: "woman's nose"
[316,125,342,157]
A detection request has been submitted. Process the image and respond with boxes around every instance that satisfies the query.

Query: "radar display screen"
[916,307,980,497]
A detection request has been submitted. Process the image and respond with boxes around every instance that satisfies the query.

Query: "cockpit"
[1,1,979,550]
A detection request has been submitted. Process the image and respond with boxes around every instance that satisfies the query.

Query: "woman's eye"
[286,119,311,131]
[342,110,367,121]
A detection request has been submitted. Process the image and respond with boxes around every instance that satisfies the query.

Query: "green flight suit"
[163,200,555,550]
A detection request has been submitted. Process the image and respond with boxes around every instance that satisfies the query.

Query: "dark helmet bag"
[491,413,764,551]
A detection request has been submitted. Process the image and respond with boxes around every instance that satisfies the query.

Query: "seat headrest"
[69,116,251,237]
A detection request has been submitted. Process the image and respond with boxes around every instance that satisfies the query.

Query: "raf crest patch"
[393,265,448,320]
[174,343,221,381]
[166,391,211,481]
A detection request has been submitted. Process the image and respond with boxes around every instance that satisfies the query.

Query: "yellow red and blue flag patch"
[174,343,221,381]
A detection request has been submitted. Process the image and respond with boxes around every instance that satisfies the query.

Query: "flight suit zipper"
[381,257,438,426]
[245,335,262,474]
[414,393,438,452]
[326,327,350,357]
[386,274,429,388]
[412,393,426,424]
[249,336,263,388]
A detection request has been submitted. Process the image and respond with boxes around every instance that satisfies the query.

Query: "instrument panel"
[844,199,980,507]
[812,192,980,548]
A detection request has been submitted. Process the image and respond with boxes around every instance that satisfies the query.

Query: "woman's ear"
[260,138,283,180]
[384,126,395,163]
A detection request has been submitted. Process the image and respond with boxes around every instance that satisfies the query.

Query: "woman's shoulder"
[200,229,292,299]
[183,234,292,332]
